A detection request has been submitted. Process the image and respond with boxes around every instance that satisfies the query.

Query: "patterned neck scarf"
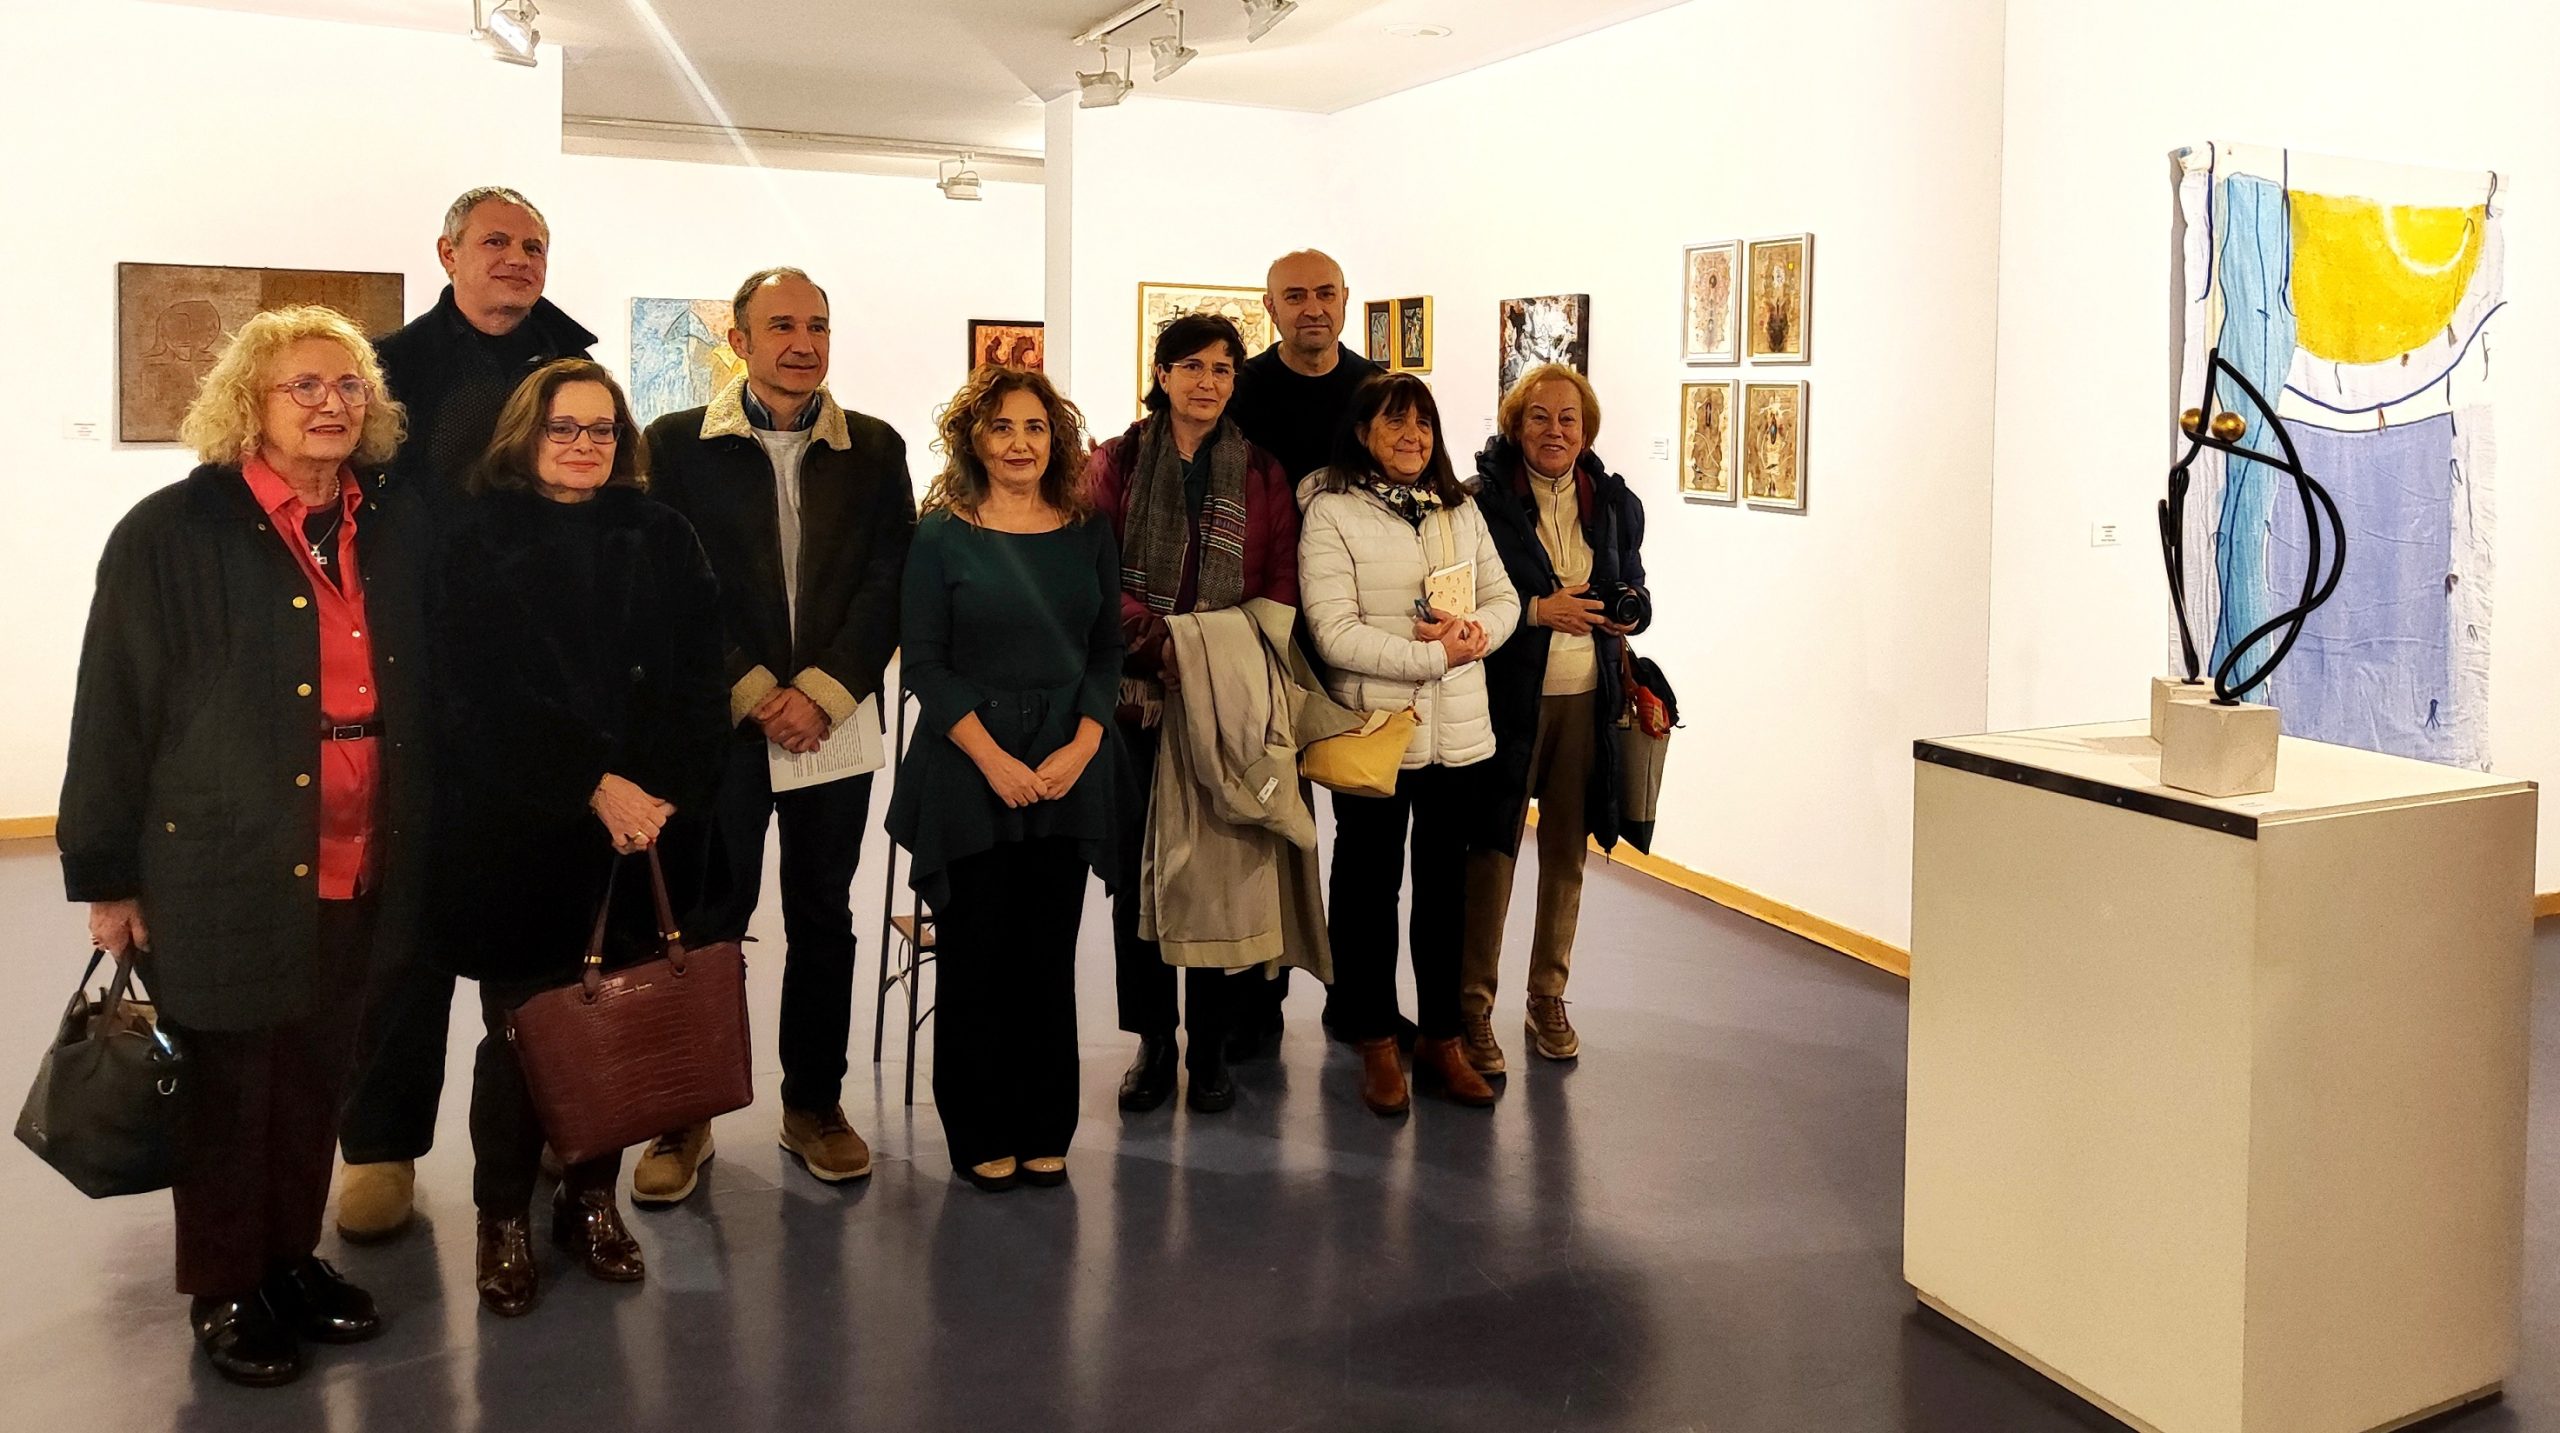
[1363,477,1446,529]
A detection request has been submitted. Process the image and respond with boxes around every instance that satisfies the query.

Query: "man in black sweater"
[1225,249,1401,1058]
[335,186,596,1243]
[637,268,916,1200]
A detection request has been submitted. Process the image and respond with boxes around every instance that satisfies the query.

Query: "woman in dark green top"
[887,365,1121,1193]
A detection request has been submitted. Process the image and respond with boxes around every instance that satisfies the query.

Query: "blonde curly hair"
[924,364,1092,521]
[176,305,406,467]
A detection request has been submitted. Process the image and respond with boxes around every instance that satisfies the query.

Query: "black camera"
[1585,580,1649,629]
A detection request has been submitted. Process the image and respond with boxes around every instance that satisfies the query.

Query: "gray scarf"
[1121,414,1249,614]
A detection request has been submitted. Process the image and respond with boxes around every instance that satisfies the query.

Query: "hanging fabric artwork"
[2173,143,2503,769]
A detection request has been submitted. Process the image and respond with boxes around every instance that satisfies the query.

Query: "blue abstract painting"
[628,297,742,426]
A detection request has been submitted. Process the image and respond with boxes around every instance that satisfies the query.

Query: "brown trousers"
[166,897,376,1298]
[1462,693,1595,1018]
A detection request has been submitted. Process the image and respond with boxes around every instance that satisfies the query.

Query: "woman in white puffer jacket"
[1297,372,1520,1116]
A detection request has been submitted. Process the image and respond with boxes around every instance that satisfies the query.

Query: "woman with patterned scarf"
[1086,313,1301,1117]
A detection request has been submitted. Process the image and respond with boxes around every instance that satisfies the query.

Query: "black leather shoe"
[189,1295,302,1388]
[1117,1036,1178,1112]
[1186,1054,1236,1113]
[262,1257,383,1345]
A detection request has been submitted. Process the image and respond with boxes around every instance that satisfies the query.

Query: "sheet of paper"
[767,696,885,792]
[1424,561,1476,618]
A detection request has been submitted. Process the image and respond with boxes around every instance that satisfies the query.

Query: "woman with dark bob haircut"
[1297,372,1519,1116]
[429,357,728,1316]
[887,365,1122,1192]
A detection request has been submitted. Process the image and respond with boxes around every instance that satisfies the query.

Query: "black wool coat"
[644,388,914,733]
[375,286,595,519]
[1470,436,1653,856]
[58,464,432,1031]
[425,486,728,983]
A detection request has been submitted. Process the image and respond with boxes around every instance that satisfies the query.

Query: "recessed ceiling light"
[1384,23,1451,38]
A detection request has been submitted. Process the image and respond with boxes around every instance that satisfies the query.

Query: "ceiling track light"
[1076,45,1133,108]
[1242,0,1297,43]
[1149,8,1196,81]
[471,0,540,67]
[938,155,984,201]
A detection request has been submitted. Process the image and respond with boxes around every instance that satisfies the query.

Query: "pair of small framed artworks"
[1363,296,1433,372]
[1680,379,1806,511]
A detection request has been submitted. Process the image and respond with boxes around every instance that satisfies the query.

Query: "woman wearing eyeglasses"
[59,307,427,1386]
[1084,313,1301,1117]
[427,358,727,1317]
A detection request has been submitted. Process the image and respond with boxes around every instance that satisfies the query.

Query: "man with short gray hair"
[334,185,596,1242]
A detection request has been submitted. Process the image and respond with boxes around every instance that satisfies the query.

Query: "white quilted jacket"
[1296,472,1521,769]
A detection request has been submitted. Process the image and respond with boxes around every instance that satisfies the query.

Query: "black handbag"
[16,950,187,1198]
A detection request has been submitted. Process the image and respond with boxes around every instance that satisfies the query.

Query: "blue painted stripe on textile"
[2209,174,2299,683]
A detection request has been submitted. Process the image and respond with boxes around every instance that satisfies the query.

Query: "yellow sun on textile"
[2291,192,2485,364]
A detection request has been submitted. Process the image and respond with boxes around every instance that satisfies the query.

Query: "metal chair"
[871,683,936,1105]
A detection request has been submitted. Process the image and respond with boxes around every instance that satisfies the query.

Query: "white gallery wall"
[0,1,1041,820]
[1985,0,2560,893]
[1048,0,2012,947]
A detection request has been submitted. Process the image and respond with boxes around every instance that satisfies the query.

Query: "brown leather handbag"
[503,851,753,1165]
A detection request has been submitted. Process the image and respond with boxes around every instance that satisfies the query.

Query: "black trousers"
[469,976,620,1216]
[1108,723,1231,1065]
[1326,764,1477,1042]
[170,897,376,1297]
[337,942,453,1165]
[933,838,1087,1172]
[696,738,875,1113]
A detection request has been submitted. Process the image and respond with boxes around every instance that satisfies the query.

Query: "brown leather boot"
[1416,1036,1499,1107]
[474,1215,540,1318]
[1357,1037,1409,1116]
[550,1183,646,1284]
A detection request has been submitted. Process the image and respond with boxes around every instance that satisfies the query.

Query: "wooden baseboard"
[2539,891,2560,921]
[1527,809,1912,978]
[0,816,56,843]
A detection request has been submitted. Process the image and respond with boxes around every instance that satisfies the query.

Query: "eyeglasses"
[1166,359,1236,382]
[543,419,621,446]
[273,377,373,408]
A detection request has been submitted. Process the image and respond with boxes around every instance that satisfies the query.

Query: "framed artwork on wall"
[1364,300,1392,364]
[1742,380,1809,511]
[1681,241,1741,365]
[1137,281,1275,394]
[1679,381,1739,504]
[968,319,1045,373]
[630,297,745,426]
[117,263,405,442]
[1496,293,1591,401]
[1745,233,1814,363]
[1393,296,1433,373]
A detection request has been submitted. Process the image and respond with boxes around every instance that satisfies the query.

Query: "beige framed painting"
[1393,296,1433,373]
[1742,380,1808,511]
[1679,381,1739,504]
[1745,233,1813,364]
[1364,299,1392,364]
[1681,241,1741,365]
[1136,282,1275,393]
[118,262,404,442]
[968,318,1045,373]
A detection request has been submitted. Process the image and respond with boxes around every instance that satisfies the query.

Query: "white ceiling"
[144,0,1696,157]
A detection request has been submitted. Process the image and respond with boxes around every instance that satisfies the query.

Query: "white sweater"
[1295,473,1521,769]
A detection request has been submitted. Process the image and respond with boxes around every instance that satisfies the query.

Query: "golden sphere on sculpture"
[2180,408,2205,437]
[2210,411,2248,442]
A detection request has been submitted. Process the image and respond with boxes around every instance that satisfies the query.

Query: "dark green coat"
[58,465,432,1031]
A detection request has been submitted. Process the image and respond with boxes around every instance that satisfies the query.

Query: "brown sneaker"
[334,1160,415,1243]
[1357,1037,1410,1116]
[1459,1011,1507,1074]
[631,1123,715,1207]
[1526,995,1581,1061]
[780,1105,873,1183]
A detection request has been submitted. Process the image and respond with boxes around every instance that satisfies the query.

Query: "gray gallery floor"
[0,830,2550,1433]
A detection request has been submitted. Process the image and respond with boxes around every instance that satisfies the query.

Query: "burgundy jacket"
[1086,419,1300,676]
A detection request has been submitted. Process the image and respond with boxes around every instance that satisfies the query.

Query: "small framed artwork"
[1137,281,1276,395]
[1364,300,1393,364]
[967,319,1045,373]
[1742,380,1808,511]
[1745,233,1814,364]
[1681,241,1740,365]
[1497,293,1592,401]
[1393,296,1433,372]
[1678,381,1739,503]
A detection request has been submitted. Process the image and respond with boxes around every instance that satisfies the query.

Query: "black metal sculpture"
[2159,350,2348,708]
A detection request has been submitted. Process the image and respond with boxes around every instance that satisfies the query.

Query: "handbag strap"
[580,849,690,1001]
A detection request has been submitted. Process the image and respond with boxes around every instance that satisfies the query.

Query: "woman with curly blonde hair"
[887,365,1121,1192]
[60,305,430,1386]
